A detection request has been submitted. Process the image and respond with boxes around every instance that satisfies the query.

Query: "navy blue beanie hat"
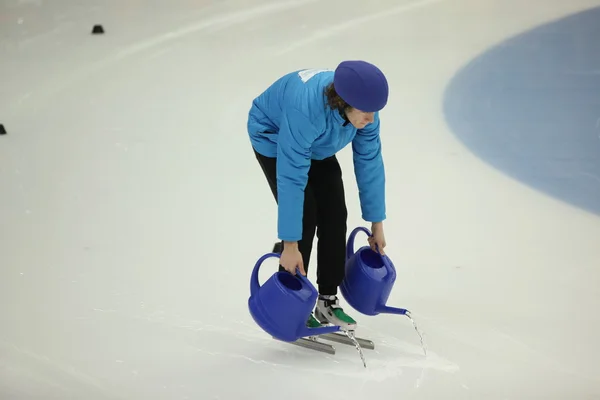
[333,60,389,112]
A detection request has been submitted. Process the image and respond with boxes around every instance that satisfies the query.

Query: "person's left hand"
[368,222,386,255]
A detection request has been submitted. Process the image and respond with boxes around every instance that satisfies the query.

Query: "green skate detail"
[306,313,322,328]
[314,295,358,329]
[332,308,356,325]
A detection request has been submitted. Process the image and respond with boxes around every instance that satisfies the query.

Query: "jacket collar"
[332,107,350,126]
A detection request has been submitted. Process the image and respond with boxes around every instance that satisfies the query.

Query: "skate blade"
[273,336,336,355]
[319,332,375,350]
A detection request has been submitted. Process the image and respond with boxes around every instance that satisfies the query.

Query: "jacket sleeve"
[351,112,386,223]
[276,107,318,241]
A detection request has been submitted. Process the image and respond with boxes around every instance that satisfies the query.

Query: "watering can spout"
[298,324,340,338]
[375,305,408,315]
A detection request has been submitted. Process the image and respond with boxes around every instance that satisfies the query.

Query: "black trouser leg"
[254,149,348,296]
[308,156,348,296]
[254,150,317,276]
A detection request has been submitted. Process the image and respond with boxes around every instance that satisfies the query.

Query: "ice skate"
[306,312,322,328]
[281,301,374,367]
[273,293,375,362]
[315,295,357,331]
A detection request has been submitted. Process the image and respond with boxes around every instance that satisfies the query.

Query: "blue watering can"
[248,252,341,342]
[340,226,409,316]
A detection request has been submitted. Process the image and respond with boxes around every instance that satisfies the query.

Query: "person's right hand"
[280,242,306,276]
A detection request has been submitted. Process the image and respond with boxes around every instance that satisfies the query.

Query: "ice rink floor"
[1,0,600,399]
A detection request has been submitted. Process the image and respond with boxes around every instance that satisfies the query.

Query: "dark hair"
[324,83,351,116]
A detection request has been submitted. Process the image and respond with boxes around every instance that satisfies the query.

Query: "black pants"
[254,149,347,296]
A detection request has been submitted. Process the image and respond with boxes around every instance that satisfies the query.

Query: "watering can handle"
[250,252,280,297]
[346,226,373,260]
[251,253,309,296]
[295,268,309,282]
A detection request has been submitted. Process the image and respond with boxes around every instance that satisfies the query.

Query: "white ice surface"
[1,0,600,399]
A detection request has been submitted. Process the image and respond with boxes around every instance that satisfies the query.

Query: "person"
[247,60,389,332]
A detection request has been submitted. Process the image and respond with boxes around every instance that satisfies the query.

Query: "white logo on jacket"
[298,68,334,83]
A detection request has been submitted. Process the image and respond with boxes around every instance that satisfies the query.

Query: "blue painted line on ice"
[443,7,600,215]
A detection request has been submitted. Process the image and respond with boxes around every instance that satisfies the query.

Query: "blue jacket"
[247,68,386,241]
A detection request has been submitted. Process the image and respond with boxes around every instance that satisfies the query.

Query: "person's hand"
[280,241,306,276]
[368,222,386,255]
